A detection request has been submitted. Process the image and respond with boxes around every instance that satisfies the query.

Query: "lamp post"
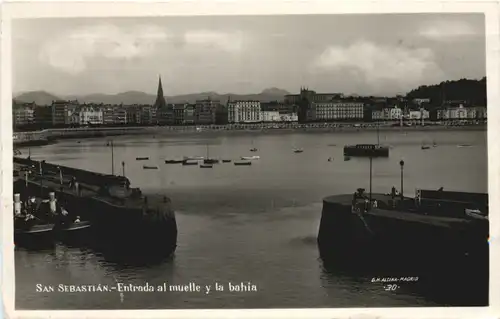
[399,159,405,200]
[369,155,373,207]
[110,140,114,175]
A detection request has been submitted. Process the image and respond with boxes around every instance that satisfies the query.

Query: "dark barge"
[343,144,389,157]
[13,157,177,257]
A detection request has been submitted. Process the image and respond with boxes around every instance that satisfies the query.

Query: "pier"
[13,157,178,257]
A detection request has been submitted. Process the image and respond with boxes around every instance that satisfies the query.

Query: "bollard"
[14,194,21,216]
[49,192,56,213]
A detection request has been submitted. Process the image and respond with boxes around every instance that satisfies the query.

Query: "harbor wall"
[317,194,489,266]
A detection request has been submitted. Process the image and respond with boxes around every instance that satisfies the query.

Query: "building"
[157,104,174,125]
[140,106,156,125]
[195,99,219,125]
[173,104,186,124]
[313,101,364,121]
[227,100,262,123]
[261,111,281,122]
[153,76,168,110]
[372,110,385,121]
[102,106,115,125]
[113,107,127,125]
[408,108,430,120]
[384,106,403,120]
[280,113,298,122]
[51,100,79,126]
[126,106,142,124]
[284,87,344,104]
[12,104,35,127]
[33,106,52,128]
[79,106,103,125]
[184,104,196,124]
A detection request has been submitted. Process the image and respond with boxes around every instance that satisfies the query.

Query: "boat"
[143,165,158,170]
[136,157,149,161]
[200,164,213,168]
[183,156,204,161]
[293,148,304,153]
[343,144,389,157]
[457,144,473,148]
[241,156,260,160]
[433,140,437,147]
[250,139,258,152]
[222,159,232,163]
[328,157,333,162]
[165,159,184,164]
[421,145,431,150]
[465,208,488,220]
[344,156,351,161]
[203,144,219,164]
[234,161,252,166]
[182,160,199,166]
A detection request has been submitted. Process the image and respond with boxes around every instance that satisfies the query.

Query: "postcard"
[1,1,499,318]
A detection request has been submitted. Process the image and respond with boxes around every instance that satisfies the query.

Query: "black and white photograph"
[1,1,499,318]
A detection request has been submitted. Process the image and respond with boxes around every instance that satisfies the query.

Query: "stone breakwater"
[13,123,486,145]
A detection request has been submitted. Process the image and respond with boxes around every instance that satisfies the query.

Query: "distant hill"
[14,88,291,105]
[13,91,60,106]
[406,77,487,107]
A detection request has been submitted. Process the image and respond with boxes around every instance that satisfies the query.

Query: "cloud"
[39,24,169,75]
[418,20,478,40]
[183,30,244,52]
[313,40,445,94]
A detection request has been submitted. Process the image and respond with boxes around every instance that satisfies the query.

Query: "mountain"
[14,88,291,105]
[13,91,60,106]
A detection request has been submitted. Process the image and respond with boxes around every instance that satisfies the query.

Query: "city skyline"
[13,13,486,97]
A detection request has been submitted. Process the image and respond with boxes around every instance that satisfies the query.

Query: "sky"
[12,13,486,97]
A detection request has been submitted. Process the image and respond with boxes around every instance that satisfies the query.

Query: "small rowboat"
[143,165,158,170]
[165,159,184,164]
[136,157,149,161]
[182,160,199,166]
[234,161,252,166]
[200,164,213,168]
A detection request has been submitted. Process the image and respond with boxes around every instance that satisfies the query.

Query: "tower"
[154,75,167,109]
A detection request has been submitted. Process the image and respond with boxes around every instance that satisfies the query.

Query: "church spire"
[154,75,167,109]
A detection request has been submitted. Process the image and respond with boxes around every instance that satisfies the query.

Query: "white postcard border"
[1,1,499,318]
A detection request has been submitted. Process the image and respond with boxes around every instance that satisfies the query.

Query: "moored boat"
[234,161,252,166]
[241,155,260,160]
[143,165,158,170]
[136,157,149,161]
[293,148,304,153]
[222,159,232,163]
[165,159,184,164]
[343,144,389,157]
[182,160,199,166]
[200,164,213,168]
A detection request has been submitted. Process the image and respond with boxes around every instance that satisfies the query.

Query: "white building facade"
[79,107,104,125]
[261,111,281,122]
[228,101,262,123]
[313,101,364,120]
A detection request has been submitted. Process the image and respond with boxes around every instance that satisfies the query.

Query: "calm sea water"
[15,129,488,309]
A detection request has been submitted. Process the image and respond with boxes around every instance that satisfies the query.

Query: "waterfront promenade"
[13,122,486,145]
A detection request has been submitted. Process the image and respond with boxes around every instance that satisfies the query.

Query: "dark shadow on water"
[318,246,489,307]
